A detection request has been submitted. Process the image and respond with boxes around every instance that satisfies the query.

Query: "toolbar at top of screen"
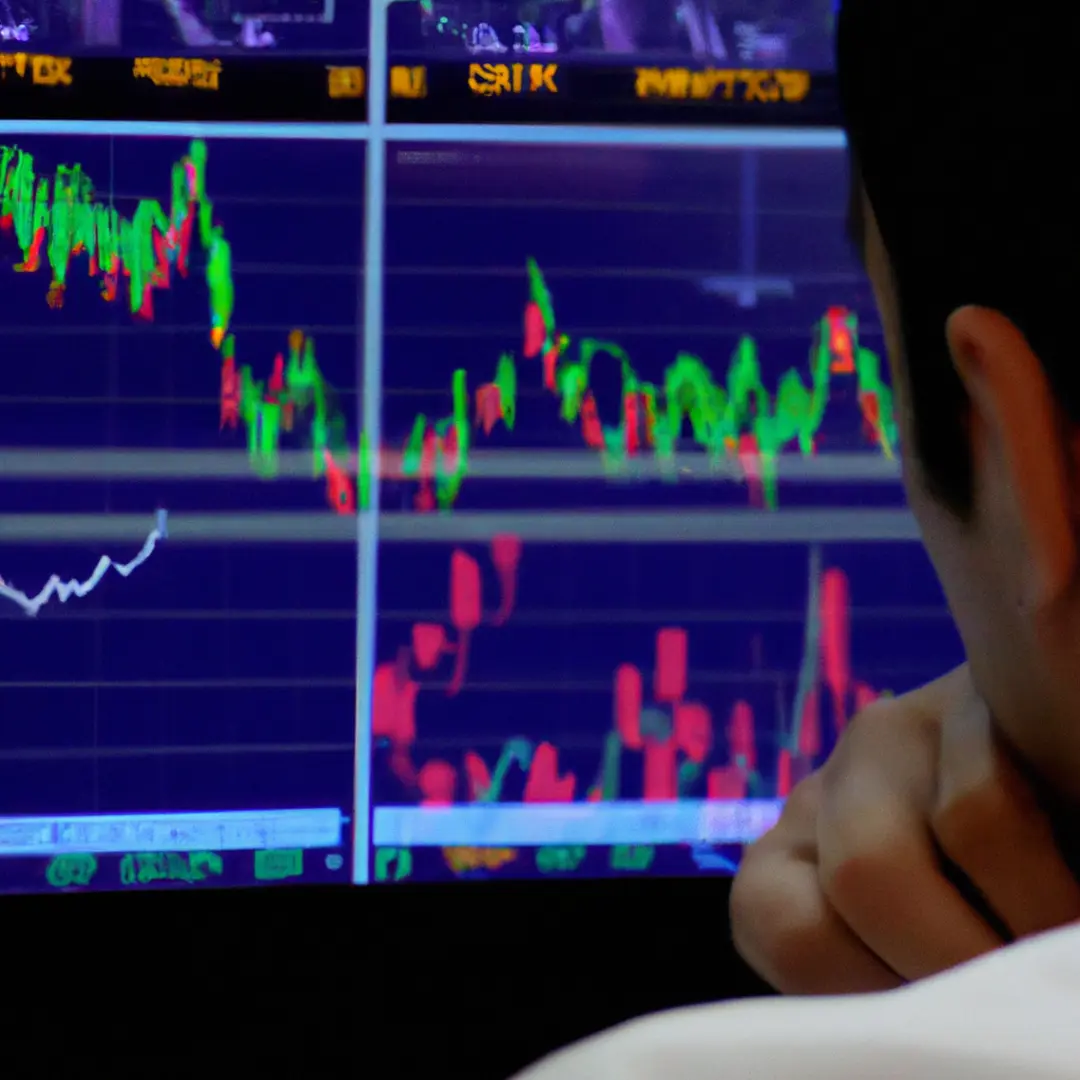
[385,0,838,125]
[0,0,369,122]
[0,0,839,125]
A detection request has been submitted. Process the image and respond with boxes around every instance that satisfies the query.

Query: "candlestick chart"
[369,141,943,881]
[373,534,962,880]
[0,134,358,516]
[378,142,904,520]
[0,134,364,893]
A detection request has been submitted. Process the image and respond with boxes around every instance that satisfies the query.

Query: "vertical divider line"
[737,149,758,308]
[353,0,391,884]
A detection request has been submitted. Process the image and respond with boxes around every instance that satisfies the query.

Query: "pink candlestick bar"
[654,627,687,703]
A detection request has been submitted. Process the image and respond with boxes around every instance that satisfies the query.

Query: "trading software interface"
[0,0,956,893]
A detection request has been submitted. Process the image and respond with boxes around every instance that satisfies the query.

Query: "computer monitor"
[0,0,954,893]
[0,118,959,893]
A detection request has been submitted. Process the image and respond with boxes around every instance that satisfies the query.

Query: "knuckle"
[729,863,821,988]
[820,850,887,911]
[826,697,909,768]
[729,871,771,971]
[728,865,760,950]
[845,695,907,738]
[818,822,896,910]
[731,844,785,933]
[779,771,822,819]
[934,784,1000,846]
[731,770,855,989]
[934,775,1049,867]
[741,772,820,858]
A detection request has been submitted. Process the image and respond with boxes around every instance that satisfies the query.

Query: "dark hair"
[836,1,1075,518]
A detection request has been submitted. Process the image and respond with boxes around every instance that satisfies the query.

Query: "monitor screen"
[0,119,961,893]
[0,0,955,893]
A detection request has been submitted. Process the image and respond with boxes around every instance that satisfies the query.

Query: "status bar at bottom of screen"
[0,807,346,856]
[374,799,783,848]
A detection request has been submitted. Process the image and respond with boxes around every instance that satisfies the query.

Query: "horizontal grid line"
[0,449,901,482]
[381,267,857,280]
[0,509,919,544]
[101,195,365,208]
[0,121,371,140]
[0,395,359,405]
[3,679,352,689]
[387,198,844,216]
[379,323,885,336]
[0,326,875,336]
[385,125,846,149]
[376,606,947,625]
[0,743,354,761]
[0,324,359,336]
[0,606,949,623]
[206,264,362,275]
[0,609,355,621]
[0,121,844,149]
[2,672,931,693]
[0,324,881,339]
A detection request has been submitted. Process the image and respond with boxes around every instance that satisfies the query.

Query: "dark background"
[19,876,774,1073]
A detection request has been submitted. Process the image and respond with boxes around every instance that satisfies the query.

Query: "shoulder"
[516,924,1080,1079]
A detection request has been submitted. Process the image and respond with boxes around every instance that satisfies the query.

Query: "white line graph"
[0,510,168,616]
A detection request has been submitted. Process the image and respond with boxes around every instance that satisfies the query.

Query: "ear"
[946,306,1077,613]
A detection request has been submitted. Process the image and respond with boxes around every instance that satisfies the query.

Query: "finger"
[732,777,902,995]
[818,784,1004,982]
[935,695,1080,937]
[732,847,904,994]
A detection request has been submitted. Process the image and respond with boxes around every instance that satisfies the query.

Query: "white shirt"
[516,923,1080,1079]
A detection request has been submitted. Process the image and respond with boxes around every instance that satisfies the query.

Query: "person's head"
[836,1,1080,796]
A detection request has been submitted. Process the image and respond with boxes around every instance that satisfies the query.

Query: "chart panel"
[371,141,950,883]
[379,143,900,519]
[0,133,364,893]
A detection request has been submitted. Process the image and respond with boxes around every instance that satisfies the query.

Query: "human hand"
[730,665,1080,994]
